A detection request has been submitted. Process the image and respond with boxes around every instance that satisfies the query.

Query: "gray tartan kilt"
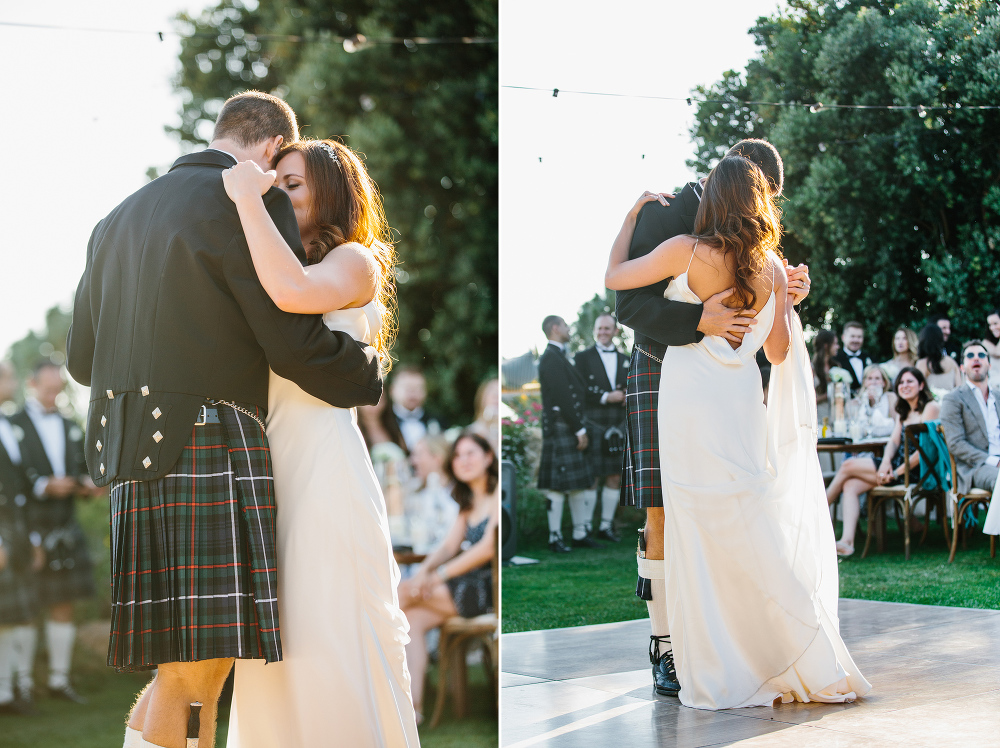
[537,419,593,492]
[107,402,281,672]
[621,344,665,508]
[34,513,96,607]
[584,404,627,478]
[0,558,37,625]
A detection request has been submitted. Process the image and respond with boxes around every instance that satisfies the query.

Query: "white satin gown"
[658,259,871,710]
[227,303,421,747]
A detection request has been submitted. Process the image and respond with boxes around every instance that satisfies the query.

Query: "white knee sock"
[568,490,595,539]
[637,555,671,652]
[0,626,15,703]
[122,727,143,748]
[10,624,36,695]
[600,486,619,530]
[140,740,169,748]
[545,491,566,540]
[45,620,76,689]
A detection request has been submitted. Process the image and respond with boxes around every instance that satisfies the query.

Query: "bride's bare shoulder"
[653,234,699,261]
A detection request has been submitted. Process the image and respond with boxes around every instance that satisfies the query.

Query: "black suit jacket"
[831,349,873,391]
[615,182,706,348]
[574,346,629,408]
[67,150,383,485]
[10,410,88,530]
[0,423,35,568]
[538,344,587,436]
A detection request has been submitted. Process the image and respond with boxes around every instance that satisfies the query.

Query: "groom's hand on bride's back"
[698,289,756,345]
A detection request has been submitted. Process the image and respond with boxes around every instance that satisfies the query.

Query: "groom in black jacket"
[617,139,810,698]
[67,91,381,748]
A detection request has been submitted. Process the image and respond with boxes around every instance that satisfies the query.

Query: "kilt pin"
[107,403,280,671]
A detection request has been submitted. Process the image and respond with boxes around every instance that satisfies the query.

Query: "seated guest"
[358,389,408,454]
[859,364,896,438]
[812,329,840,423]
[932,313,962,360]
[825,366,940,557]
[882,326,918,382]
[982,309,1000,388]
[468,377,500,453]
[406,434,459,552]
[398,432,498,724]
[831,321,872,394]
[940,341,999,502]
[916,323,962,394]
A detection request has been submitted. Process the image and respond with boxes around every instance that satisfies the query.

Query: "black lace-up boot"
[649,635,680,697]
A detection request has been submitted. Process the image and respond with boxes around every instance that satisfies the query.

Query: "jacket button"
[141,386,150,396]
[152,408,162,420]
[107,390,114,399]
[153,431,163,443]
[143,457,152,469]
[100,463,105,475]
[101,415,107,427]
[96,440,102,452]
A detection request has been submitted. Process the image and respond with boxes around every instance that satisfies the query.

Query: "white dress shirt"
[393,404,428,451]
[0,414,22,465]
[967,382,1000,467]
[25,398,68,497]
[596,345,619,402]
[845,349,865,383]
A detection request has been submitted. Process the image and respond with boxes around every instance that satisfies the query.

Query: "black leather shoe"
[48,684,88,704]
[597,526,620,543]
[549,537,572,553]
[650,635,680,697]
[572,536,603,549]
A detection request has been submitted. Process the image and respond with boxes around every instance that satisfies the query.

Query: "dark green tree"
[688,0,1000,354]
[4,305,84,417]
[171,0,497,422]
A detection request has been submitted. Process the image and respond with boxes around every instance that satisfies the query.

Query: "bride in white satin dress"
[606,156,870,710]
[221,139,420,746]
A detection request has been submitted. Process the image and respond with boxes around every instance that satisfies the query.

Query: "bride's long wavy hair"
[274,138,397,372]
[693,156,783,310]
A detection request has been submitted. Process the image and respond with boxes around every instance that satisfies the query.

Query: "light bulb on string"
[917,105,928,118]
[809,102,824,113]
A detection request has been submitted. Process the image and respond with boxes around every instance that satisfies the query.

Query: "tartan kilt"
[0,565,37,625]
[621,343,665,508]
[35,517,96,607]
[584,404,627,478]
[107,402,280,672]
[537,419,593,492]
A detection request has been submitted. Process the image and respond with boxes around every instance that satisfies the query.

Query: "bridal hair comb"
[318,142,340,165]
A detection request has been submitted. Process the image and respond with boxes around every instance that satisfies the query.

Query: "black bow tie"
[597,345,616,353]
[846,351,862,358]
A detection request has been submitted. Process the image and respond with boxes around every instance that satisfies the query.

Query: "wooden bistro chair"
[862,423,951,561]
[948,452,996,563]
[429,526,499,728]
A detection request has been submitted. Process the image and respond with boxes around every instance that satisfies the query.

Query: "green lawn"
[502,512,1000,633]
[1,497,497,747]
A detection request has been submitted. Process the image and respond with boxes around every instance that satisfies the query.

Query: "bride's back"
[684,239,779,315]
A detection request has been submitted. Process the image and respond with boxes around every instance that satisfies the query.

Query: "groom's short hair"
[213,91,299,148]
[725,139,783,196]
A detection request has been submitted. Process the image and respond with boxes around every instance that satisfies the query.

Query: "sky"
[500,0,787,357]
[0,1,212,356]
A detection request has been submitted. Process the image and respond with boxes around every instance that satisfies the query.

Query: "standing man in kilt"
[574,314,629,543]
[0,361,44,715]
[536,315,599,553]
[11,361,98,705]
[66,91,382,748]
[615,140,807,697]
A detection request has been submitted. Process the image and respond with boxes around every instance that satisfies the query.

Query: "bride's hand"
[628,191,675,219]
[222,160,277,203]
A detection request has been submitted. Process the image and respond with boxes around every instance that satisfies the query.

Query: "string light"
[0,20,496,45]
[502,85,1000,112]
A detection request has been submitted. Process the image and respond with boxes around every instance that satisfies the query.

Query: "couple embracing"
[607,140,872,709]
[67,92,419,747]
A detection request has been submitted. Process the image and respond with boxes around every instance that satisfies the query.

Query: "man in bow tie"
[10,362,99,705]
[831,321,873,394]
[389,367,444,453]
[573,314,629,543]
[536,315,596,552]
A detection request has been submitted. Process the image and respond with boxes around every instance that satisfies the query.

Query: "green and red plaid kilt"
[537,419,593,492]
[107,402,280,672]
[621,343,666,508]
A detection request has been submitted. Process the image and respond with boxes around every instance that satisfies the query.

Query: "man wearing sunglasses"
[940,341,1000,505]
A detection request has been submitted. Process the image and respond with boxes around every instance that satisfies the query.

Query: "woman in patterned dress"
[398,432,498,723]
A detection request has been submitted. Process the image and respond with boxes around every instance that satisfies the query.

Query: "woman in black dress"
[398,431,498,722]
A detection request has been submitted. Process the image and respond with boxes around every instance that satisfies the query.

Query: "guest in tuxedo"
[536,315,598,552]
[940,341,999,500]
[358,389,409,454]
[0,362,43,715]
[916,323,962,393]
[574,314,629,542]
[831,321,872,394]
[390,366,444,451]
[931,313,962,361]
[11,362,98,704]
[615,139,809,697]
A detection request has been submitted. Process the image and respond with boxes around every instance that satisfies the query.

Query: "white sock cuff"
[140,740,170,748]
[637,555,665,580]
[123,727,143,748]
